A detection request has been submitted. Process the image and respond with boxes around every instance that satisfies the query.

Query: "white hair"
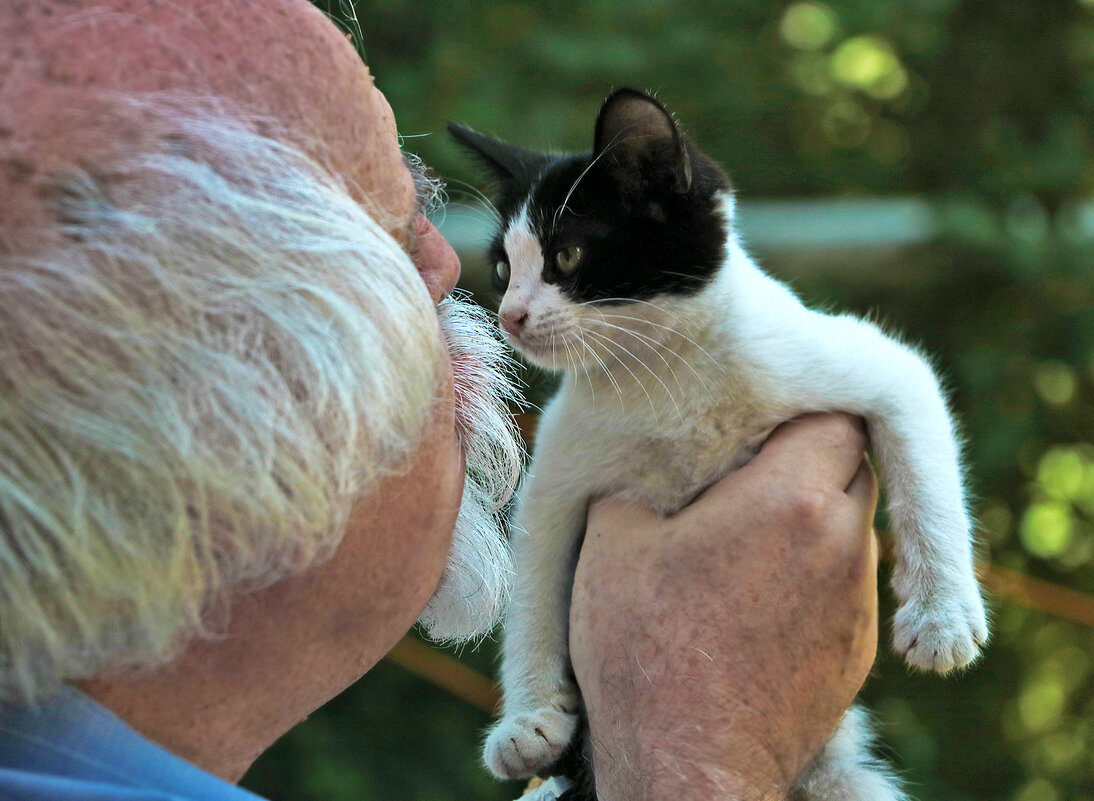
[418,296,523,642]
[0,99,458,701]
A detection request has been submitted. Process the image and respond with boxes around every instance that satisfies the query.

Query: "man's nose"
[411,213,461,304]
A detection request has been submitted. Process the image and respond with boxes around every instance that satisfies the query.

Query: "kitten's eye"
[495,261,511,285]
[555,245,583,274]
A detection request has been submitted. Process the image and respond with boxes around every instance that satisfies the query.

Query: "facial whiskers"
[581,326,683,422]
[445,200,503,230]
[575,333,626,412]
[583,294,726,379]
[591,314,718,395]
[589,316,699,397]
[559,327,596,406]
[443,179,503,224]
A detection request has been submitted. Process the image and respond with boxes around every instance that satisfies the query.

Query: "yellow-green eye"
[555,245,583,273]
[496,261,511,284]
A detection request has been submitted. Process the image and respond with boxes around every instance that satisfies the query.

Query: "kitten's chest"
[562,384,779,515]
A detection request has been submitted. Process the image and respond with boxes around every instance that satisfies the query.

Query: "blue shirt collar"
[0,686,264,800]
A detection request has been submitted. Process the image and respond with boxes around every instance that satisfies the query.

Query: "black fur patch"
[449,89,732,305]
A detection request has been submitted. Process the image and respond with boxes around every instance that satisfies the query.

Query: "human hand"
[569,414,879,801]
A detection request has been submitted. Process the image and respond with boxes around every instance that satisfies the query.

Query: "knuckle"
[833,534,873,582]
[786,486,838,530]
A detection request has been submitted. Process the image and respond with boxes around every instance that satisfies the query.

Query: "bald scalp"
[0,0,410,250]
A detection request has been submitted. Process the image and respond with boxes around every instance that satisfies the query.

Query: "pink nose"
[500,312,528,336]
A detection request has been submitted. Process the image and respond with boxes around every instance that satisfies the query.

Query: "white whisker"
[583,327,681,421]
[592,310,726,374]
[443,179,503,223]
[574,331,626,412]
[595,320,691,396]
[580,328,657,417]
[591,315,716,393]
[561,329,595,405]
[583,295,692,327]
[551,140,619,235]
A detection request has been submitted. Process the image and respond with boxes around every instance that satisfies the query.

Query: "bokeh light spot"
[790,53,835,95]
[830,36,908,99]
[1047,646,1092,691]
[780,2,839,50]
[1041,727,1086,772]
[1021,502,1074,558]
[1038,448,1086,500]
[821,98,871,147]
[1018,673,1067,732]
[1034,362,1078,406]
[1014,778,1060,801]
[1007,194,1051,244]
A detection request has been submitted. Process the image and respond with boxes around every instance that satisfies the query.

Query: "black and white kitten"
[450,89,987,801]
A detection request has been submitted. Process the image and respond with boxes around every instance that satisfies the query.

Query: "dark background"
[243,2,1094,799]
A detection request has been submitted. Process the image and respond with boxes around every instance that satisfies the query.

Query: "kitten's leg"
[868,375,989,673]
[761,312,988,672]
[791,706,907,801]
[483,485,589,779]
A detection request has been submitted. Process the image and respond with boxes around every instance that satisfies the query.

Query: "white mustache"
[416,295,524,642]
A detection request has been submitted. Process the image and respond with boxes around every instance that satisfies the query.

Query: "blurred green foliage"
[242,1,1094,799]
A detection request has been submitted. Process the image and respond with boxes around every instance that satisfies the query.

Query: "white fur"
[483,193,986,798]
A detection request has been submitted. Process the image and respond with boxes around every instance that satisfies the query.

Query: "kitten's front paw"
[893,588,988,673]
[483,706,578,779]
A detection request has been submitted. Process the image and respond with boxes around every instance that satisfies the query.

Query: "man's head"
[0,0,520,703]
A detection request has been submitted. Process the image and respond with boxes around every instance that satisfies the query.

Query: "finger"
[747,413,868,491]
[843,456,879,530]
[839,457,881,577]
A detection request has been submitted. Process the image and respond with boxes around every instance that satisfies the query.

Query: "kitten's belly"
[593,408,778,515]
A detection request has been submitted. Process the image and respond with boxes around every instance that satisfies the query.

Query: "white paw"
[893,587,988,673]
[483,706,578,779]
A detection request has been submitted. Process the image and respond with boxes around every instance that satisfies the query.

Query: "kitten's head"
[449,89,731,371]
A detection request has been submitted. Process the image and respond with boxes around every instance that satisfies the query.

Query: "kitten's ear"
[447,123,548,187]
[593,88,692,196]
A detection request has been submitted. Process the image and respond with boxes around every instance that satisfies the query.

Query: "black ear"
[447,122,549,187]
[593,88,692,196]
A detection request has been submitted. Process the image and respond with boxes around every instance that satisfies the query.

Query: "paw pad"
[483,707,578,779]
